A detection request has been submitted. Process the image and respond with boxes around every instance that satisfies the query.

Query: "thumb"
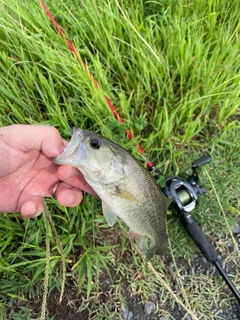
[2,125,65,157]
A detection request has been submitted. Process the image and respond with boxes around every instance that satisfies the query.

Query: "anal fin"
[130,230,147,255]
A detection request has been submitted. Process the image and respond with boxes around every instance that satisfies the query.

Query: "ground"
[3,223,240,320]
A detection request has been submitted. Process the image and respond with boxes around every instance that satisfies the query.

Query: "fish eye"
[89,137,102,150]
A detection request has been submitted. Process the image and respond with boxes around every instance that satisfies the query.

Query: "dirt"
[47,284,88,320]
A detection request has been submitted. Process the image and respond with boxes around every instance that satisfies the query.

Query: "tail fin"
[146,241,169,260]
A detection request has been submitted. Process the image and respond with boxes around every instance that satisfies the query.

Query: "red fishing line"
[39,0,153,163]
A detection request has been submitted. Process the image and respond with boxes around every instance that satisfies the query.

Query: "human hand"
[0,124,95,218]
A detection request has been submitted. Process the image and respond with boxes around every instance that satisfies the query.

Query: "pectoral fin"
[102,201,117,227]
[113,187,141,204]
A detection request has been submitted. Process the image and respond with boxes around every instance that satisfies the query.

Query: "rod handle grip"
[180,214,218,263]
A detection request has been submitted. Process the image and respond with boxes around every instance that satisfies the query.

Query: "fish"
[54,128,171,260]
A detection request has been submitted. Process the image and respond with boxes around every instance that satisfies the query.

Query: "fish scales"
[54,128,171,259]
[105,148,166,235]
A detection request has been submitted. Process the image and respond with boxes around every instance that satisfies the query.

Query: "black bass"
[54,128,171,259]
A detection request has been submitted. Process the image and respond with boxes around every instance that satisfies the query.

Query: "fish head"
[54,128,123,182]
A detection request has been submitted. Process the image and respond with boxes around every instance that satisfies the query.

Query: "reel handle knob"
[192,155,211,169]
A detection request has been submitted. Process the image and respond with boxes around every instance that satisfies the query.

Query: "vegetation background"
[0,0,239,319]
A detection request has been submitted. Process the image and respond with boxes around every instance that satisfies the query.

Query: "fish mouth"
[53,127,84,164]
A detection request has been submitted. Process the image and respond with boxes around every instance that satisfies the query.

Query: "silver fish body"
[54,128,171,259]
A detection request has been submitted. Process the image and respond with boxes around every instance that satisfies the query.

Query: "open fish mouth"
[53,128,84,163]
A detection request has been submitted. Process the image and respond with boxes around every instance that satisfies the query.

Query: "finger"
[3,124,65,157]
[20,196,45,218]
[57,165,79,180]
[57,165,97,196]
[53,182,84,207]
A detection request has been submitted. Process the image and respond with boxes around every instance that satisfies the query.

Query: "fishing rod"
[150,155,240,303]
[40,1,240,304]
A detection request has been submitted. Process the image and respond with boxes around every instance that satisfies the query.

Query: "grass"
[0,0,240,319]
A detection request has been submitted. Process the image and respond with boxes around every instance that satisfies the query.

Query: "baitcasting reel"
[162,154,210,214]
[150,155,240,303]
